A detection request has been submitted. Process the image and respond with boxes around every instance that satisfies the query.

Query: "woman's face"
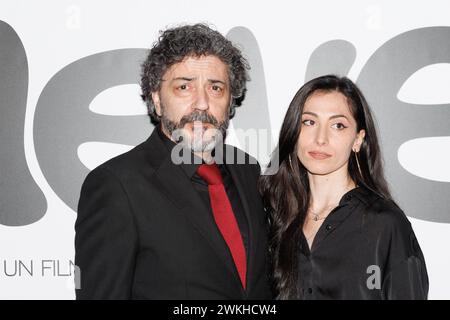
[297,90,365,176]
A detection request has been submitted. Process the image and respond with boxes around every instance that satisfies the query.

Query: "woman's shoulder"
[356,187,412,233]
[357,188,424,264]
[357,188,427,288]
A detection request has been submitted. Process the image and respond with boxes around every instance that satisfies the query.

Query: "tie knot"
[197,163,223,185]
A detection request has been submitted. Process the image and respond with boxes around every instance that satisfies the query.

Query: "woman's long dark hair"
[259,75,392,299]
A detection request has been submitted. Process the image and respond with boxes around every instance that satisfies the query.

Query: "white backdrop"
[1,0,449,299]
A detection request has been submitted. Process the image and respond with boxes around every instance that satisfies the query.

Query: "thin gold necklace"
[307,204,336,221]
[307,182,356,221]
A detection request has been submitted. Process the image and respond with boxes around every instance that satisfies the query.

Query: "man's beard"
[161,109,229,153]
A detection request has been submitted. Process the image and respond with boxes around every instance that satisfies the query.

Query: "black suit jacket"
[75,128,271,299]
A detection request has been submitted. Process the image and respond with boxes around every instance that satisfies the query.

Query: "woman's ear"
[151,91,162,117]
[353,129,366,152]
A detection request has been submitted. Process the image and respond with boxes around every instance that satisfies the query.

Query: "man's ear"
[151,91,162,117]
[353,129,366,152]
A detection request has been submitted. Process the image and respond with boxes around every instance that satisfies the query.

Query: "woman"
[259,75,428,299]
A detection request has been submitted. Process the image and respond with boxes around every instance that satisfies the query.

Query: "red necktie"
[197,163,247,289]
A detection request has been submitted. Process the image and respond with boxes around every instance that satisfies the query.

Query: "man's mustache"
[178,111,219,128]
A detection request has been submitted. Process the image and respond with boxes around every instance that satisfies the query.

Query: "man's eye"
[302,119,315,126]
[176,83,190,91]
[211,85,222,92]
[331,123,347,130]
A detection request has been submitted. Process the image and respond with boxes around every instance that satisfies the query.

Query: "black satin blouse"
[297,186,429,300]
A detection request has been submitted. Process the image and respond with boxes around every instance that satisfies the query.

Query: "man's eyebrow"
[172,77,194,81]
[209,79,227,85]
[168,77,226,85]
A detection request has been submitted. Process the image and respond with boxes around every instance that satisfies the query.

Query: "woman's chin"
[304,166,335,176]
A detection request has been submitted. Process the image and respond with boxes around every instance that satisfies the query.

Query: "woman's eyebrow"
[302,112,348,120]
[329,114,349,120]
[302,111,318,117]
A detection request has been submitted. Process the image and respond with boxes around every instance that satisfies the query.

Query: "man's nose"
[193,87,209,111]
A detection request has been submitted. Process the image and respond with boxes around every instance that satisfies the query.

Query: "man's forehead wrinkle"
[187,60,214,69]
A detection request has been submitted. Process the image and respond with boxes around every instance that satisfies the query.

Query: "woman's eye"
[302,119,315,126]
[331,123,347,130]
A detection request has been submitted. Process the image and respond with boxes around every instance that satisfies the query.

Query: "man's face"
[151,55,231,153]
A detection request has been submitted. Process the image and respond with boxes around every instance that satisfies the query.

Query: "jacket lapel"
[143,131,243,292]
[225,146,260,294]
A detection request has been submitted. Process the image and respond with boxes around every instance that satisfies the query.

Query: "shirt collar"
[338,185,377,207]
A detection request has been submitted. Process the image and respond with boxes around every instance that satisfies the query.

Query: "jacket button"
[307,288,313,294]
[326,224,332,231]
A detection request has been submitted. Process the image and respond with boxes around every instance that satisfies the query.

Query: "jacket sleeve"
[75,166,138,299]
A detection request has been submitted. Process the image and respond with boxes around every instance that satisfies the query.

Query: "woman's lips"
[308,151,332,160]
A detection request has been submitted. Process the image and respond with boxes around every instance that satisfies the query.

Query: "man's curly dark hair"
[140,23,250,124]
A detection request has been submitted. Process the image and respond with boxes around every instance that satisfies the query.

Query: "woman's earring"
[353,149,362,177]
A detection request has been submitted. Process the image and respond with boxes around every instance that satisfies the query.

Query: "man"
[75,23,271,299]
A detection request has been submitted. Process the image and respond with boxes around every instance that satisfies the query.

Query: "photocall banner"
[0,0,449,299]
